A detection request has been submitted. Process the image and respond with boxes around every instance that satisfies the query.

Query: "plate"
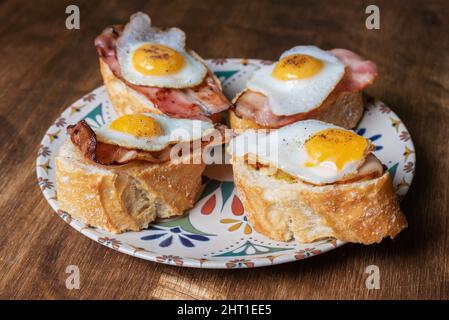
[37,59,415,268]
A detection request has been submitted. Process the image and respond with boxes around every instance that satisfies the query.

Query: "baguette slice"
[229,90,364,131]
[231,157,407,244]
[100,58,161,116]
[99,50,225,118]
[56,139,205,233]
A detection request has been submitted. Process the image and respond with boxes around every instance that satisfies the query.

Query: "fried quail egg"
[246,46,345,116]
[95,113,215,152]
[229,120,371,184]
[116,12,207,88]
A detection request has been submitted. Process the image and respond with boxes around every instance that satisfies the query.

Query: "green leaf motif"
[199,178,221,200]
[214,70,239,83]
[388,162,399,180]
[214,241,291,257]
[83,103,104,127]
[157,215,216,237]
[220,181,234,211]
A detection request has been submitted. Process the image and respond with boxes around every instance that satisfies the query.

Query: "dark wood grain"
[0,0,448,300]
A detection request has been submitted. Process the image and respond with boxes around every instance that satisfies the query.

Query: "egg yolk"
[132,44,185,76]
[304,129,368,170]
[272,54,323,80]
[110,114,163,137]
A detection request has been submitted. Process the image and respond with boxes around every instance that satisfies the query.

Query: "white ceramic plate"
[37,59,415,268]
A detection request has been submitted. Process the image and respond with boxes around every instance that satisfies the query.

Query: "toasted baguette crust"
[231,157,407,244]
[314,90,364,128]
[229,109,266,131]
[230,90,364,131]
[56,140,205,233]
[99,51,224,117]
[100,58,161,116]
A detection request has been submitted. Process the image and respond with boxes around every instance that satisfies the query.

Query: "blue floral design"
[141,226,210,248]
[356,128,383,151]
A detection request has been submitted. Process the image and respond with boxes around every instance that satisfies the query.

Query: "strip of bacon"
[67,121,228,166]
[94,27,230,122]
[330,49,378,92]
[235,90,322,128]
[234,49,378,127]
[67,121,171,165]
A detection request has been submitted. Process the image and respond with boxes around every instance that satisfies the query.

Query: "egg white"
[228,120,370,185]
[246,46,345,116]
[95,113,215,152]
[116,12,207,88]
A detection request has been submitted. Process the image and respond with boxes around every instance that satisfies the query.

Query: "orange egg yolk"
[132,44,185,76]
[304,129,368,170]
[110,114,163,137]
[272,54,323,80]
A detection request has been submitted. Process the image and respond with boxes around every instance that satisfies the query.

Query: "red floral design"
[201,194,216,215]
[226,259,254,268]
[379,104,391,114]
[156,255,184,266]
[98,237,121,250]
[403,161,414,173]
[38,177,54,191]
[400,131,410,142]
[55,117,67,128]
[231,195,244,216]
[265,255,283,264]
[83,93,96,102]
[38,145,51,157]
[211,58,228,65]
[294,248,322,260]
[57,209,72,223]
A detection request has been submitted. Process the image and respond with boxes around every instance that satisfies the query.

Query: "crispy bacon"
[67,121,171,165]
[234,48,378,127]
[94,26,230,122]
[68,120,98,162]
[67,121,229,166]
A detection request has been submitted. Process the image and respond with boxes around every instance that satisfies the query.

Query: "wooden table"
[1,0,448,300]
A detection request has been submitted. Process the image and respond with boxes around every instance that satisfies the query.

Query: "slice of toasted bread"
[230,90,364,131]
[100,58,161,116]
[314,90,364,129]
[231,157,407,244]
[228,109,265,131]
[55,139,205,233]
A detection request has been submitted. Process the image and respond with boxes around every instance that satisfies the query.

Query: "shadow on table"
[0,114,27,165]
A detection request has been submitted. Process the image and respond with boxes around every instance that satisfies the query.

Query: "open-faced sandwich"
[95,12,231,122]
[229,46,377,130]
[227,120,407,244]
[56,113,226,233]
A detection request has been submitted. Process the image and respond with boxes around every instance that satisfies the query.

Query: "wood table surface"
[1,0,448,300]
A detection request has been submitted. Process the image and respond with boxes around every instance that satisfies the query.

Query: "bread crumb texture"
[231,157,407,244]
[55,140,204,233]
